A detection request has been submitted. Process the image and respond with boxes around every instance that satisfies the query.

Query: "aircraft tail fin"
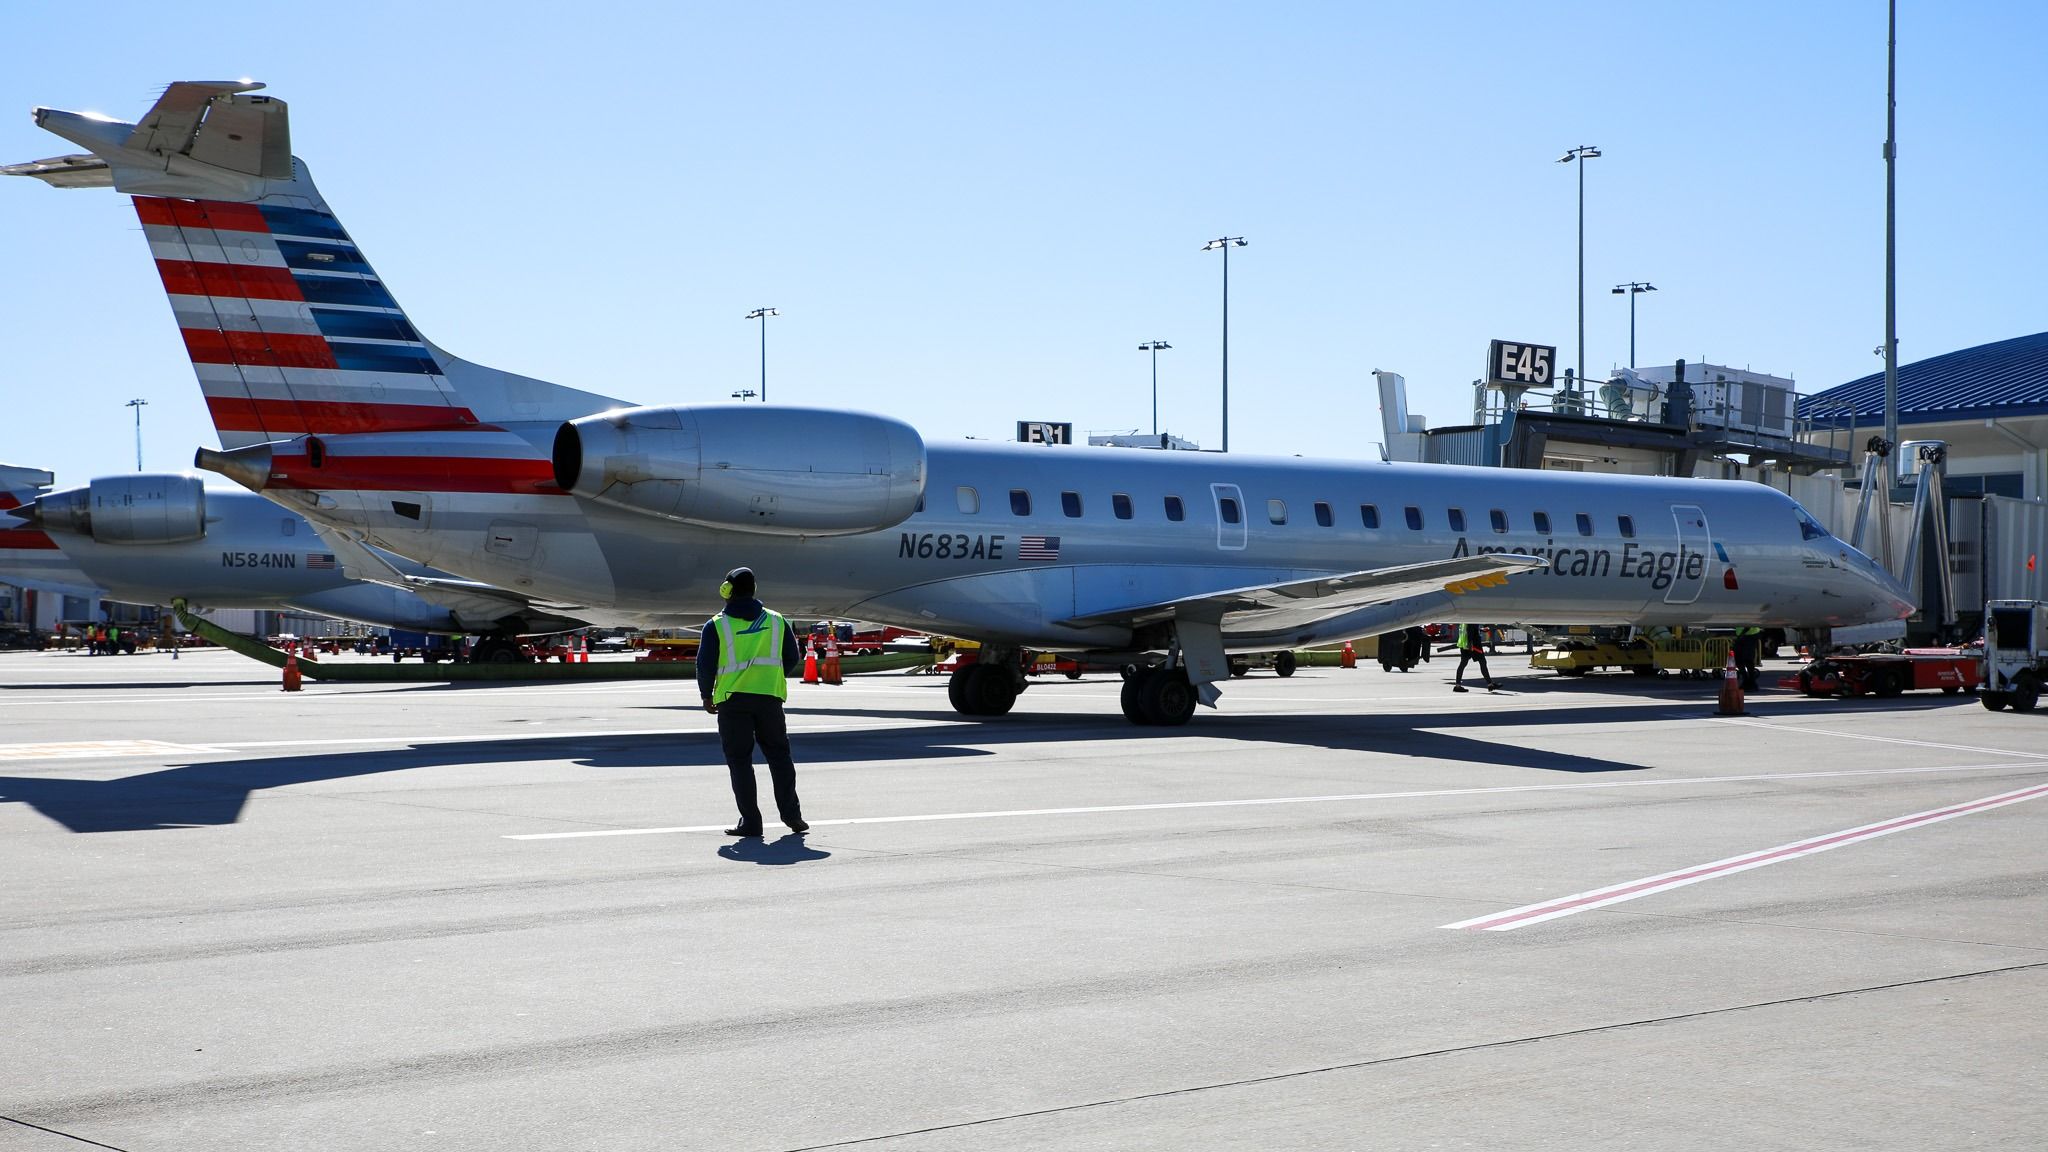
[6,83,630,449]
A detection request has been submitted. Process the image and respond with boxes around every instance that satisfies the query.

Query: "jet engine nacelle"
[553,406,926,537]
[33,474,209,544]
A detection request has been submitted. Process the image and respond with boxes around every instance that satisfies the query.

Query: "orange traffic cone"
[576,634,588,663]
[803,641,819,684]
[1716,650,1745,716]
[823,635,842,686]
[282,648,302,693]
[1340,640,1357,669]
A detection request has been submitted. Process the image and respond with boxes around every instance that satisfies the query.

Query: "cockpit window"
[1796,509,1831,540]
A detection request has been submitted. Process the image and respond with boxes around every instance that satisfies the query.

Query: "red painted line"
[206,397,480,437]
[154,260,303,302]
[135,196,270,233]
[0,529,60,551]
[266,452,560,495]
[1446,780,2048,931]
[181,328,338,370]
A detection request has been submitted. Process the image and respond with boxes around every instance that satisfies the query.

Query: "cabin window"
[1061,491,1083,518]
[1268,499,1287,525]
[956,486,979,514]
[1361,504,1380,529]
[1576,512,1594,536]
[1404,506,1423,531]
[1617,514,1636,539]
[1447,508,1466,533]
[1219,497,1242,525]
[1797,510,1830,540]
[1533,511,1552,535]
[1164,495,1185,522]
[1112,493,1133,520]
[1010,489,1031,516]
[1490,509,1508,533]
[1314,501,1333,527]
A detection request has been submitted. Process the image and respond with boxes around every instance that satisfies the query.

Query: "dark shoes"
[724,825,763,837]
[1452,684,1469,693]
[786,820,809,834]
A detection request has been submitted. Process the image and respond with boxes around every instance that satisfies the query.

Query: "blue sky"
[3,1,2041,485]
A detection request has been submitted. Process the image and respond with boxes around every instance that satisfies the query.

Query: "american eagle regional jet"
[3,82,1914,725]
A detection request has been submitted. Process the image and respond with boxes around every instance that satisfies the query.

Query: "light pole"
[1556,145,1601,389]
[1138,340,1171,435]
[1200,237,1246,451]
[744,307,778,402]
[125,398,147,471]
[1610,282,1656,369]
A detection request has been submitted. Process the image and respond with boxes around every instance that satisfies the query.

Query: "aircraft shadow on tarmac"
[0,683,1980,833]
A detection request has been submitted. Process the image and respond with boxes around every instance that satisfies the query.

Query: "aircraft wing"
[1058,553,1548,630]
[307,521,589,634]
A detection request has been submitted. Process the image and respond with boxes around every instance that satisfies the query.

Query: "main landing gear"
[1119,665,1198,726]
[947,650,1023,716]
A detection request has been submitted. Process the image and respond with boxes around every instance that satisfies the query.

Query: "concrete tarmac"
[1,649,2042,1150]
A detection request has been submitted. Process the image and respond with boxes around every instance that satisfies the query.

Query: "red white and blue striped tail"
[7,82,631,449]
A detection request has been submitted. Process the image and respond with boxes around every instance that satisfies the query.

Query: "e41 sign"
[1017,421,1074,445]
[1487,340,1556,387]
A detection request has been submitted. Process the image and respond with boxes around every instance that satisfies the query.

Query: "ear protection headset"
[719,579,735,600]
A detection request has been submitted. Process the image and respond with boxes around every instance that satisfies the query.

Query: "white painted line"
[1442,780,2048,931]
[0,739,231,760]
[503,761,2046,840]
[1710,717,2048,761]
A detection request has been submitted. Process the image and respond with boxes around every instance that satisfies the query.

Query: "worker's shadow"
[717,833,829,866]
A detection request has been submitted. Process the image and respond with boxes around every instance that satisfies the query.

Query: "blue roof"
[1799,331,2048,424]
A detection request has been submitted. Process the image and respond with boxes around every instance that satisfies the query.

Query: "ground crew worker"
[698,567,807,837]
[1732,625,1762,691]
[1453,623,1499,693]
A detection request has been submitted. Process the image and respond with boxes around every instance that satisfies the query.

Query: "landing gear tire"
[947,665,975,713]
[1120,676,1155,725]
[1230,661,1251,678]
[968,664,1018,716]
[2012,672,2040,713]
[1136,667,1197,726]
[1983,691,2012,712]
[471,635,527,665]
[1274,651,1298,678]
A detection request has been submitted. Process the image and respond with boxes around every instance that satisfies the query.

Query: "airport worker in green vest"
[698,567,807,837]
[1453,623,1499,693]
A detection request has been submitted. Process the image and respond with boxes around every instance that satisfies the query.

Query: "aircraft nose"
[1865,553,1915,620]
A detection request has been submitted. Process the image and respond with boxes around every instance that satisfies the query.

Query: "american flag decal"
[1017,536,1061,561]
[307,553,337,570]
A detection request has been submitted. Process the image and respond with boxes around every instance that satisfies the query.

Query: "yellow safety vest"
[712,608,789,704]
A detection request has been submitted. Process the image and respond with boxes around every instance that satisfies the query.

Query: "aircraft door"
[1211,483,1247,551]
[1666,503,1709,605]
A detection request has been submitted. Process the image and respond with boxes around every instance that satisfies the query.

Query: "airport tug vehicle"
[1980,600,2048,712]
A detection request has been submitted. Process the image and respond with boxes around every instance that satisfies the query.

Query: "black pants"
[717,693,803,830]
[1456,648,1491,684]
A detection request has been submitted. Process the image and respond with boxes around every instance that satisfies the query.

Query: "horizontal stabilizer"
[0,153,111,188]
[7,80,288,201]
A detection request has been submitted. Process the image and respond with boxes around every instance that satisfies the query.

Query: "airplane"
[1,468,104,623]
[1,465,97,596]
[2,81,1916,725]
[6,469,592,660]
